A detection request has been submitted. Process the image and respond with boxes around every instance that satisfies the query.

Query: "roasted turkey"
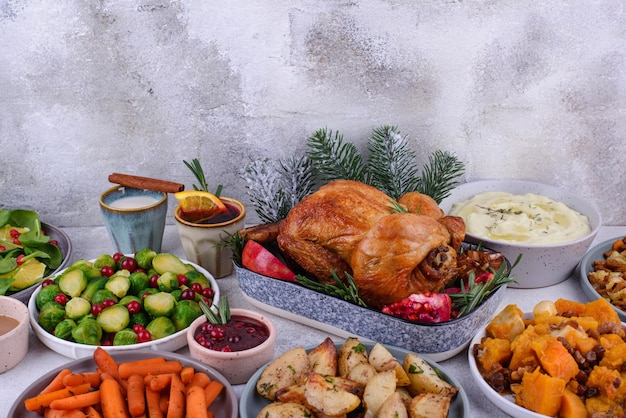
[241,179,466,309]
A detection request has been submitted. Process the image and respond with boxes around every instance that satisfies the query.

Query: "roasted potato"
[408,393,452,418]
[308,336,338,376]
[377,391,409,418]
[403,353,458,397]
[305,371,362,416]
[339,337,369,377]
[363,369,397,418]
[368,342,411,386]
[347,362,378,385]
[274,383,306,404]
[256,346,311,400]
[256,401,315,418]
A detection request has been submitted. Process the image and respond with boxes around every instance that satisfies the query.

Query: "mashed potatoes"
[449,192,591,245]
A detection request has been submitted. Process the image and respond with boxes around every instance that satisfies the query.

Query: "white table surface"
[1,224,625,417]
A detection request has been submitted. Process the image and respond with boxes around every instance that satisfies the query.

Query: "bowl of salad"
[28,250,220,359]
[0,210,72,304]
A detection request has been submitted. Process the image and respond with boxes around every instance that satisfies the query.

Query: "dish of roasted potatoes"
[239,337,469,418]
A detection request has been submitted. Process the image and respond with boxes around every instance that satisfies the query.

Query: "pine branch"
[366,126,420,199]
[240,159,286,224]
[278,155,316,209]
[306,128,366,182]
[418,150,465,204]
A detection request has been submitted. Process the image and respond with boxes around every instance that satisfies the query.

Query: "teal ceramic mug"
[99,186,168,253]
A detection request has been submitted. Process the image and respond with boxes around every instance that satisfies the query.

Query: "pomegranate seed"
[16,254,26,265]
[9,229,20,238]
[0,245,5,251]
[49,240,59,246]
[13,237,21,245]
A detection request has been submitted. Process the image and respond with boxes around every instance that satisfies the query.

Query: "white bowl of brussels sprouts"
[28,250,220,359]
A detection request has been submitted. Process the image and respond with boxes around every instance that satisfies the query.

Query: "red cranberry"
[177,274,189,286]
[41,279,55,287]
[132,324,145,333]
[209,327,225,341]
[136,329,151,343]
[190,283,202,293]
[113,253,124,263]
[180,289,195,301]
[200,287,214,299]
[91,304,103,316]
[149,275,160,288]
[101,266,115,277]
[120,257,137,272]
[102,299,116,308]
[54,293,68,306]
[126,300,141,314]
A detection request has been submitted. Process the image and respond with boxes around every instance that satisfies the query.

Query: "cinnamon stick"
[108,173,185,194]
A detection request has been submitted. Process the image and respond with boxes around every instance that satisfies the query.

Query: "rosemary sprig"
[199,296,230,325]
[296,271,368,308]
[183,158,223,197]
[219,231,245,265]
[449,254,521,317]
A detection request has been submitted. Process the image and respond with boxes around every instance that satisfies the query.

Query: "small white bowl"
[29,258,220,359]
[0,295,30,373]
[187,308,276,385]
[440,179,602,288]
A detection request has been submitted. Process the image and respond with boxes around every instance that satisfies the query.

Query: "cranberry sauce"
[194,315,269,352]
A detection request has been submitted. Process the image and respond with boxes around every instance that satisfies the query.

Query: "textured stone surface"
[1,1,624,227]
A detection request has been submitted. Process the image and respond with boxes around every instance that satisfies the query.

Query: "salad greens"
[0,209,64,295]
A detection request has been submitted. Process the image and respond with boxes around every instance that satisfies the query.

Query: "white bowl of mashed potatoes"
[439,179,602,288]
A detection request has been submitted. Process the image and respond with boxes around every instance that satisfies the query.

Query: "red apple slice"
[241,240,297,282]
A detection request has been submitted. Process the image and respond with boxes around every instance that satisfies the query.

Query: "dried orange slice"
[174,190,227,223]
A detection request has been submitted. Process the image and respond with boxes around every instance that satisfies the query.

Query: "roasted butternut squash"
[509,325,540,372]
[513,367,565,416]
[531,335,579,382]
[555,298,586,317]
[475,338,511,372]
[486,304,525,341]
[584,298,621,326]
[560,388,586,418]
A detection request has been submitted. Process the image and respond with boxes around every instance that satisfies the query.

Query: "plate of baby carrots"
[8,348,238,418]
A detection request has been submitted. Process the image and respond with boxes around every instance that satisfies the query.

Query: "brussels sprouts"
[38,301,66,332]
[65,296,91,319]
[97,304,130,333]
[157,272,179,292]
[170,300,202,331]
[80,277,108,302]
[36,283,61,310]
[185,271,211,289]
[93,254,116,269]
[92,289,118,305]
[146,316,176,340]
[152,253,190,275]
[119,295,142,307]
[71,317,102,345]
[138,288,158,300]
[54,319,76,340]
[112,269,131,278]
[128,272,149,295]
[130,311,150,328]
[58,268,88,297]
[67,260,101,279]
[143,292,176,317]
[113,328,138,346]
[135,248,157,270]
[105,275,130,298]
[170,289,182,301]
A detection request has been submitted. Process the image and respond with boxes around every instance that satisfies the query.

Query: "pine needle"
[418,150,465,204]
[306,128,366,182]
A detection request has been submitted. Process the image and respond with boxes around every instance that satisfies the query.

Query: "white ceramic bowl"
[439,179,602,288]
[8,350,238,418]
[0,295,30,373]
[579,236,626,321]
[10,222,72,304]
[187,308,276,385]
[28,258,220,359]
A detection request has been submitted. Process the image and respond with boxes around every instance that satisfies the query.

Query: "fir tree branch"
[418,150,465,204]
[306,128,366,182]
[366,126,420,199]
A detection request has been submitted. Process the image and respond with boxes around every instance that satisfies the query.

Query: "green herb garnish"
[199,296,230,325]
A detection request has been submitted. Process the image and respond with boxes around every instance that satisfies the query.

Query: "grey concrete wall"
[1,0,624,228]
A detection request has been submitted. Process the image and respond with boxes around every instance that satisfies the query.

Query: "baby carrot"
[167,374,185,418]
[44,409,87,418]
[180,366,195,385]
[127,374,146,417]
[93,347,120,381]
[84,405,103,418]
[204,380,224,408]
[145,373,172,392]
[188,372,211,389]
[40,369,73,395]
[24,383,92,411]
[63,372,101,388]
[100,378,128,418]
[49,390,100,410]
[118,360,183,378]
[145,388,164,418]
[185,385,208,418]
